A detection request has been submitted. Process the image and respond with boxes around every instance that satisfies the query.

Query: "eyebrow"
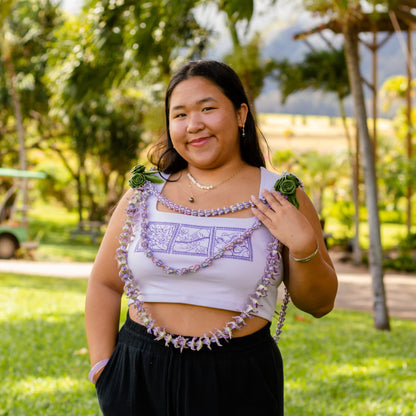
[171,97,218,111]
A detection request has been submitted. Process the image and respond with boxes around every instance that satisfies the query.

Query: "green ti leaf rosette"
[274,173,301,209]
[128,165,165,188]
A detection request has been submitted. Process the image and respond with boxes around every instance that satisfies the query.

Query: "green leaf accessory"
[273,172,301,209]
[128,165,165,188]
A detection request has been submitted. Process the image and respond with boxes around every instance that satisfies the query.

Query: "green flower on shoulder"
[274,172,301,209]
[128,165,165,188]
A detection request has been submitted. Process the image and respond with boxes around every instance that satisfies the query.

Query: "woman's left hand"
[251,189,316,257]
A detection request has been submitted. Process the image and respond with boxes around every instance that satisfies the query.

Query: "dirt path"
[331,253,416,321]
[1,255,416,321]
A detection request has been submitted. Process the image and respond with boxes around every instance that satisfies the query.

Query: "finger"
[251,195,275,222]
[250,194,269,213]
[270,189,291,205]
[252,194,280,214]
[261,189,283,211]
[250,206,272,224]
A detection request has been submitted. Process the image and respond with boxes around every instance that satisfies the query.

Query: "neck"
[187,161,246,185]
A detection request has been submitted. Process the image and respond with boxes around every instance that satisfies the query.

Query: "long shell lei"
[116,174,291,351]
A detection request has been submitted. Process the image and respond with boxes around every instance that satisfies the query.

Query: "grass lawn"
[26,204,100,263]
[1,272,415,415]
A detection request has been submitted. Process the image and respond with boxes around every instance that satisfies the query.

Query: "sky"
[60,0,287,58]
[60,0,309,43]
[58,0,347,116]
[61,0,83,13]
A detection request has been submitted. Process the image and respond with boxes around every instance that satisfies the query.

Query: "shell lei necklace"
[116,181,290,351]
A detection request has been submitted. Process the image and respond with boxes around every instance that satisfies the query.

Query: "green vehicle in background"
[0,167,46,259]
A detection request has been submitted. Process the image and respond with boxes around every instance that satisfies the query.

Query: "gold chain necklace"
[186,165,244,203]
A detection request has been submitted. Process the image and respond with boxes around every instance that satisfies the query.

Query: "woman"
[85,60,338,415]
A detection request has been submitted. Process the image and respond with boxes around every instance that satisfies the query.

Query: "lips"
[188,136,212,147]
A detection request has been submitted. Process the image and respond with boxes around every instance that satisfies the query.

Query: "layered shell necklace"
[116,180,290,351]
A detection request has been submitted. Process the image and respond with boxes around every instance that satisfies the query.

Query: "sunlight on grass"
[9,376,85,396]
[275,305,416,416]
[1,273,415,415]
[26,203,100,262]
[35,243,99,262]
[325,219,410,250]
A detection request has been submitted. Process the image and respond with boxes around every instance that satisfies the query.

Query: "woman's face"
[168,76,248,170]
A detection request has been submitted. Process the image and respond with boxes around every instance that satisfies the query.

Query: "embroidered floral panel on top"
[135,221,253,261]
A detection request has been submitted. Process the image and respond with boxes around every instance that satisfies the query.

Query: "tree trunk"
[76,164,83,224]
[342,22,390,330]
[352,125,361,265]
[51,145,83,222]
[406,28,413,236]
[339,96,361,264]
[4,52,28,227]
[84,168,99,221]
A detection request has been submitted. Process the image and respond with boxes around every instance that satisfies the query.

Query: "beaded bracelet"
[88,358,109,383]
[289,243,319,263]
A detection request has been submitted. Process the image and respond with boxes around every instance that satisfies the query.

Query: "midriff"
[129,302,269,337]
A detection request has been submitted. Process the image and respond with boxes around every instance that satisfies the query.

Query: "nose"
[186,112,204,133]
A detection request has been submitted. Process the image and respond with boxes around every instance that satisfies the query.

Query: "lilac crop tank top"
[126,167,285,321]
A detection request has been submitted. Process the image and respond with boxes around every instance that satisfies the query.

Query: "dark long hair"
[148,60,266,173]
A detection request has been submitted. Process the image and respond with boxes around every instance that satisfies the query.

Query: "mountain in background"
[255,19,415,118]
[60,2,413,119]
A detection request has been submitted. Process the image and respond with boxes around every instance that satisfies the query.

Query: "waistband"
[119,311,274,356]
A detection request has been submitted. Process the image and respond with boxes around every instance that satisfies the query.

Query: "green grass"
[1,273,415,415]
[34,243,99,263]
[25,204,100,263]
[0,273,127,416]
[325,219,414,250]
[23,201,415,264]
[274,309,416,415]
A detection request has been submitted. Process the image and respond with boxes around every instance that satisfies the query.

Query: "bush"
[383,233,416,272]
[384,254,416,273]
[379,209,405,224]
[399,233,416,250]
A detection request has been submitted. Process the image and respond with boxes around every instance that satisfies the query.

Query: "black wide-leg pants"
[95,312,284,416]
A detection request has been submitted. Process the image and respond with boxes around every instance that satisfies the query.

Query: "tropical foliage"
[1,0,415,323]
[1,0,279,222]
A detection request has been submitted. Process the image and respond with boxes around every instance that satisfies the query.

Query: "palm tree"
[217,0,278,110]
[274,47,362,264]
[380,75,416,236]
[0,0,28,225]
[301,0,390,330]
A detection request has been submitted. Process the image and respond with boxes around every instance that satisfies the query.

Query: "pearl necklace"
[187,165,244,191]
[116,182,290,351]
[187,172,214,190]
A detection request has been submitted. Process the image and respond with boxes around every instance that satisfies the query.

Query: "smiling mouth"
[188,136,212,147]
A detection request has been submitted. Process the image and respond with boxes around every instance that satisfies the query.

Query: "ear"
[236,103,248,128]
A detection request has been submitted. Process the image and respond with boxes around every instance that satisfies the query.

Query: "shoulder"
[106,188,135,226]
[120,188,136,205]
[261,167,303,190]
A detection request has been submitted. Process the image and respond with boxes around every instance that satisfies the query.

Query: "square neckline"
[152,166,268,221]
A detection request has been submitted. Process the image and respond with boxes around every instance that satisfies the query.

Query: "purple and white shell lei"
[116,181,290,351]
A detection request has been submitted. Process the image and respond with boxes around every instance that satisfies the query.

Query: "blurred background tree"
[0,0,413,282]
[41,0,213,222]
[0,0,62,225]
[380,75,416,236]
